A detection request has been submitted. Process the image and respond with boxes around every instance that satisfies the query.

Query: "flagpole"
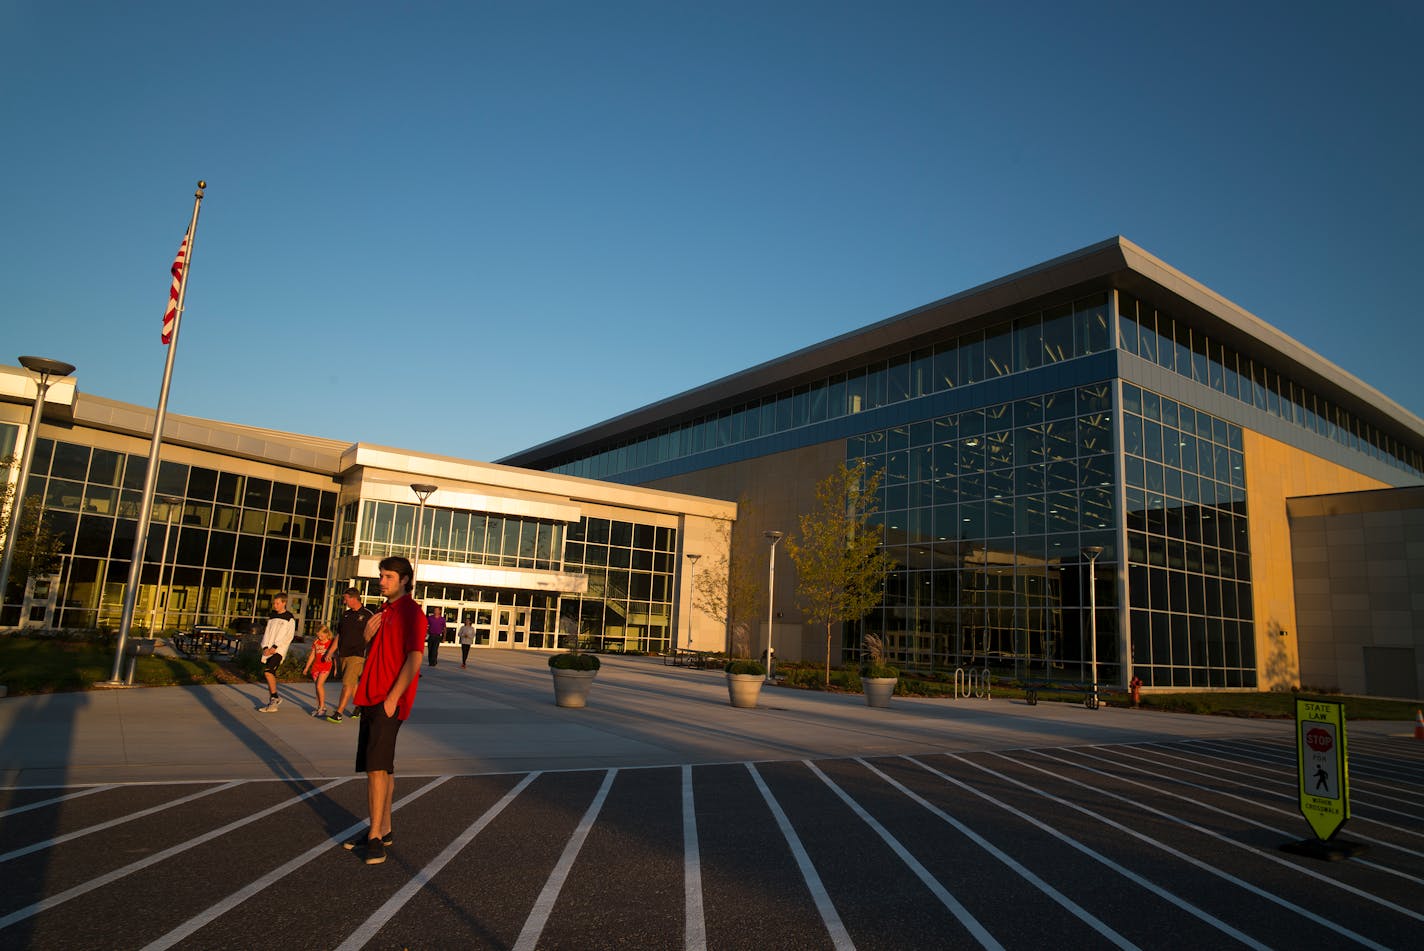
[108,180,206,684]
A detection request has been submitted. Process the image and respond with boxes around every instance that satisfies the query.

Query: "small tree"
[786,461,895,686]
[692,497,765,658]
[1,455,65,601]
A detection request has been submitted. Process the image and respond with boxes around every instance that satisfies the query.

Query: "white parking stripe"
[746,762,855,951]
[1076,746,1424,867]
[986,751,1403,948]
[0,777,350,932]
[906,756,1270,951]
[336,771,540,951]
[146,775,451,951]
[0,780,242,864]
[810,761,1005,949]
[682,764,707,951]
[850,759,1132,950]
[0,784,116,818]
[1028,748,1424,905]
[513,769,617,951]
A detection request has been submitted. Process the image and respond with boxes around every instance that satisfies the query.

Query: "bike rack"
[953,666,992,699]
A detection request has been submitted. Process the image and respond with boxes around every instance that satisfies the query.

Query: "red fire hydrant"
[1129,676,1143,708]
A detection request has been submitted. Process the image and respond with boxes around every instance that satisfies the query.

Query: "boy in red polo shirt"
[343,555,425,865]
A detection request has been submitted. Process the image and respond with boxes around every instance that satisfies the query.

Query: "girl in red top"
[303,624,336,718]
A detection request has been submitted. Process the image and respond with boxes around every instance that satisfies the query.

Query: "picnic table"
[172,625,241,658]
[663,648,719,670]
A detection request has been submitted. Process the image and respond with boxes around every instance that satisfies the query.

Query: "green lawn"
[0,635,302,695]
[770,661,1419,720]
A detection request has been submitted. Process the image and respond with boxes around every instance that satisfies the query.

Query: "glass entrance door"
[495,607,531,647]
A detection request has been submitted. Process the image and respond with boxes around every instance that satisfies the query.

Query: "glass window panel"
[1040,304,1073,363]
[933,342,959,390]
[1015,314,1044,370]
[88,448,125,487]
[269,481,296,514]
[1075,293,1110,354]
[50,442,90,480]
[864,363,887,410]
[960,331,984,385]
[985,323,1013,377]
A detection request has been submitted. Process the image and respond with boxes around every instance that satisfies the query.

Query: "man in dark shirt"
[326,587,373,723]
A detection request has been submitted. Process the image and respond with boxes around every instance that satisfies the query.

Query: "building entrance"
[423,599,534,650]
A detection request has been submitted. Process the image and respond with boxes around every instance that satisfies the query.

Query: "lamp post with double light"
[1082,545,1103,710]
[764,530,783,681]
[0,356,76,619]
[682,552,700,652]
[410,483,438,597]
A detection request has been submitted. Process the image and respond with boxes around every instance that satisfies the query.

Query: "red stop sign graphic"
[1305,726,1333,753]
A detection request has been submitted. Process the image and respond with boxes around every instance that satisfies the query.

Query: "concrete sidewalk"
[0,650,1395,788]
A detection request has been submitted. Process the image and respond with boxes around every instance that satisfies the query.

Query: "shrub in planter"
[724,659,766,708]
[549,652,600,707]
[860,634,899,707]
[549,652,601,671]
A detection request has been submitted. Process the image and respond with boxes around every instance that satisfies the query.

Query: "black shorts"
[260,653,282,674]
[355,702,403,774]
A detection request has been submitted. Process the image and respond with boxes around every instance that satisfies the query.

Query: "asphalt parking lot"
[0,651,1419,949]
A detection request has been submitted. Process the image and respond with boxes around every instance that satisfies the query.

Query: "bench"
[1023,680,1124,709]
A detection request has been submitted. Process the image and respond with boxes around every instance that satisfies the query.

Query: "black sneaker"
[350,708,361,719]
[364,839,387,865]
[326,712,343,723]
[343,829,393,850]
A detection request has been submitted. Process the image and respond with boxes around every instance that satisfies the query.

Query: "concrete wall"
[1287,486,1424,699]
[649,440,846,664]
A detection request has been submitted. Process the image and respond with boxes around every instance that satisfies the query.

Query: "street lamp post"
[0,356,76,618]
[147,495,183,636]
[409,483,438,597]
[682,552,700,652]
[1082,545,1104,710]
[764,530,783,682]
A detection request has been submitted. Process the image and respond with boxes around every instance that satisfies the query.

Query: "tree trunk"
[824,623,833,686]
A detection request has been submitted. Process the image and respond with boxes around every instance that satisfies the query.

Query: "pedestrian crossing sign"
[1295,697,1349,841]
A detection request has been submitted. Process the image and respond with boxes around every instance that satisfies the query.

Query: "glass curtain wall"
[1121,384,1255,686]
[552,288,1419,483]
[851,383,1119,682]
[11,437,336,632]
[561,517,677,653]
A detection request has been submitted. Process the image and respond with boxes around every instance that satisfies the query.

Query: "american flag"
[161,232,189,344]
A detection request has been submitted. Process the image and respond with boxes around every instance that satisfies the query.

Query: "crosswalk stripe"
[682,764,707,951]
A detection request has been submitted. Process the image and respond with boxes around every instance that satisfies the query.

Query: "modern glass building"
[500,237,1424,693]
[0,378,734,654]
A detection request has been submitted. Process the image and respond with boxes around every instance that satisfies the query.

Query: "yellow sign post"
[1282,697,1366,861]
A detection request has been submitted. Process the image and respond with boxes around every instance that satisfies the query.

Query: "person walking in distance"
[257,593,297,712]
[344,556,425,865]
[425,607,446,666]
[327,588,373,723]
[457,614,475,668]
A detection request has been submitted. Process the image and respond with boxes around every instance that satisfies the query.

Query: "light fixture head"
[764,530,784,541]
[1081,545,1104,560]
[686,552,701,563]
[18,355,76,378]
[410,483,438,501]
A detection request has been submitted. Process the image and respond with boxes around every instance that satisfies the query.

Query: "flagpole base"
[1279,837,1367,862]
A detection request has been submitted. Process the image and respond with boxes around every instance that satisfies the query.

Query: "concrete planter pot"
[863,676,897,708]
[726,673,764,708]
[551,668,598,708]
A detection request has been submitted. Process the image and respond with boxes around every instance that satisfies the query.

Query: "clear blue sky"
[3,1,1421,462]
